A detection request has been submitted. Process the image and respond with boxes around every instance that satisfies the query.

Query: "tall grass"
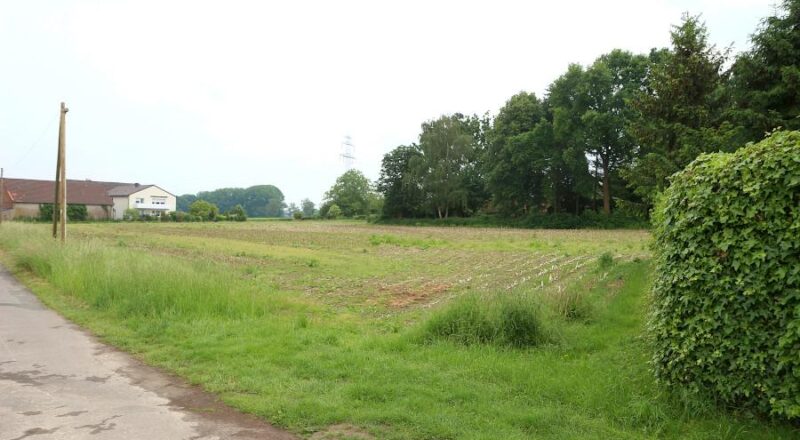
[0,223,298,321]
[420,292,549,348]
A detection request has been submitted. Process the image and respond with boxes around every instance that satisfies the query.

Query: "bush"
[650,131,800,419]
[189,199,219,221]
[293,211,303,220]
[597,252,614,270]
[327,204,342,219]
[166,211,187,222]
[420,293,547,348]
[38,203,88,221]
[66,204,88,221]
[123,208,139,221]
[227,204,247,222]
[38,203,54,222]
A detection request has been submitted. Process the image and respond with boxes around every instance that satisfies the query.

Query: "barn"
[0,178,175,221]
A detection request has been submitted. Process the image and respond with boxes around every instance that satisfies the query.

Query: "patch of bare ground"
[386,281,453,308]
[309,424,374,440]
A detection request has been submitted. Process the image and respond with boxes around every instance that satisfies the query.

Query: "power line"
[10,115,59,169]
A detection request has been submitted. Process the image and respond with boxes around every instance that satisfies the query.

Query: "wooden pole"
[58,102,68,243]
[52,104,64,238]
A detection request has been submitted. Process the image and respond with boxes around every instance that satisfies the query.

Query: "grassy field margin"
[0,223,795,439]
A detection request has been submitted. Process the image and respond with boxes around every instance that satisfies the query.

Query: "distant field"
[0,221,795,439]
[71,221,650,311]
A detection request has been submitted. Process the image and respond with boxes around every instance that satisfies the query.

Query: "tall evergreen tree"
[626,14,735,204]
[728,0,800,142]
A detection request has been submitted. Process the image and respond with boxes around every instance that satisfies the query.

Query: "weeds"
[368,234,446,249]
[549,287,593,320]
[598,252,615,269]
[420,292,548,348]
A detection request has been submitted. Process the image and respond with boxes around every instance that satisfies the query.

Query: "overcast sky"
[0,0,777,206]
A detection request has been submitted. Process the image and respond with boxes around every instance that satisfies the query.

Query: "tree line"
[177,185,286,218]
[375,3,800,220]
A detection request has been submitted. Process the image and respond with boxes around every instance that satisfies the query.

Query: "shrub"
[38,203,54,222]
[293,211,303,220]
[189,199,219,221]
[38,203,88,221]
[123,208,140,221]
[650,131,800,419]
[421,293,547,348]
[327,204,342,219]
[66,204,88,221]
[166,211,188,222]
[597,252,614,270]
[227,204,247,222]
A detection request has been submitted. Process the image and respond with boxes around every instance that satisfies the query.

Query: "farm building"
[107,184,176,219]
[0,178,175,221]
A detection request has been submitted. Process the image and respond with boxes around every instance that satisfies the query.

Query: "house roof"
[107,184,154,197]
[1,178,130,208]
[1,188,11,211]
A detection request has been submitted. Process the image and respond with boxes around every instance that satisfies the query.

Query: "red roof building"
[1,178,130,220]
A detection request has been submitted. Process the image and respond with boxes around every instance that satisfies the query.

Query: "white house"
[108,184,176,220]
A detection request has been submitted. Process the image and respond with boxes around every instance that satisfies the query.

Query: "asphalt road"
[0,266,296,440]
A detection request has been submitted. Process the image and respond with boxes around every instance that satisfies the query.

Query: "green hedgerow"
[650,130,800,419]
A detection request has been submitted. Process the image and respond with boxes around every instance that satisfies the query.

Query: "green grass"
[419,292,549,348]
[0,222,795,439]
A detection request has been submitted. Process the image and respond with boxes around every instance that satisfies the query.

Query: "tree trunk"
[592,159,598,212]
[602,155,611,215]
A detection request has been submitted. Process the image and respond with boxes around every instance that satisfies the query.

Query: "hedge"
[373,212,649,229]
[38,203,88,221]
[650,130,800,419]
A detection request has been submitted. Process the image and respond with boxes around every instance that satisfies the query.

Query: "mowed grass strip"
[0,222,795,439]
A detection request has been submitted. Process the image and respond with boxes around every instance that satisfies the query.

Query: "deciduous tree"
[301,198,316,218]
[580,50,648,214]
[377,145,425,218]
[410,114,481,218]
[324,170,372,217]
[484,92,549,215]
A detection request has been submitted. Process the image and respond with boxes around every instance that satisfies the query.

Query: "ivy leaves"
[650,130,800,420]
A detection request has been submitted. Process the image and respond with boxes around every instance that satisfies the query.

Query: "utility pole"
[52,102,68,242]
